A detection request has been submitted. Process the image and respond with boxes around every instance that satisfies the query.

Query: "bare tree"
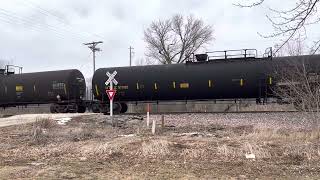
[273,33,306,57]
[274,57,320,127]
[234,0,320,54]
[0,60,6,69]
[0,59,9,70]
[134,57,156,66]
[271,36,320,129]
[144,14,213,64]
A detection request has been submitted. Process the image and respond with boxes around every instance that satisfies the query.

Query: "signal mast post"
[110,82,113,117]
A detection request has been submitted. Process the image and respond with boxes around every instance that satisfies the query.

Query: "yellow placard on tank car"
[16,85,24,92]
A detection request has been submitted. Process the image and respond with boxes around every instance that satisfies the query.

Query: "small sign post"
[147,103,150,127]
[105,71,118,117]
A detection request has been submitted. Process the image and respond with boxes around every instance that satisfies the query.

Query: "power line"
[18,1,92,40]
[0,8,86,42]
[23,0,69,25]
[19,0,105,40]
[0,1,102,41]
[0,10,71,41]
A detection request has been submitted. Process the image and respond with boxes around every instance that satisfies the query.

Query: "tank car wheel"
[50,104,57,113]
[67,104,78,113]
[92,104,101,113]
[114,102,122,114]
[58,106,68,113]
[101,104,110,114]
[77,105,86,113]
[120,103,128,113]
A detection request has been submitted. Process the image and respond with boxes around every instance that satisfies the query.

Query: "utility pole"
[129,46,134,66]
[84,41,103,75]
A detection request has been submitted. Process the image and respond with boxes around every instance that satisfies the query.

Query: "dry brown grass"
[31,118,56,145]
[141,139,170,157]
[17,118,320,163]
[70,127,96,142]
[245,128,320,141]
[78,141,124,158]
[215,127,320,161]
[1,113,320,179]
[33,118,56,129]
[180,147,206,160]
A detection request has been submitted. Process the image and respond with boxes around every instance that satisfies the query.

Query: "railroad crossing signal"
[105,70,118,117]
[106,89,116,101]
[105,71,118,86]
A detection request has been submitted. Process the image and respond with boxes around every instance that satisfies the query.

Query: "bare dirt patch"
[0,113,93,127]
[0,113,319,179]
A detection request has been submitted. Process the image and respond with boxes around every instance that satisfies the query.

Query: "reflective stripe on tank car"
[16,85,23,92]
[208,80,212,87]
[64,84,67,94]
[269,77,272,85]
[95,84,99,96]
[240,79,244,86]
[180,83,189,89]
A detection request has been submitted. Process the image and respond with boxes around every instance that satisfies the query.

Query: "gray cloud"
[0,0,317,78]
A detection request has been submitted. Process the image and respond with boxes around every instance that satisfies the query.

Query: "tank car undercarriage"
[50,102,86,113]
[91,102,128,114]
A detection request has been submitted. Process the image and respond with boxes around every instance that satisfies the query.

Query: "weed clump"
[31,118,56,145]
[70,126,97,142]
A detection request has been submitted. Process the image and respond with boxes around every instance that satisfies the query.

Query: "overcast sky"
[0,0,319,78]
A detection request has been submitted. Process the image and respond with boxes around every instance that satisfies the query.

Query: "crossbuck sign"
[105,71,118,86]
[105,71,118,117]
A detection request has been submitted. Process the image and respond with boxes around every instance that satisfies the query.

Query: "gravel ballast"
[147,112,317,130]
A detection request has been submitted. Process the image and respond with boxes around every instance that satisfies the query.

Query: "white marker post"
[147,103,150,127]
[105,71,118,117]
[152,117,156,135]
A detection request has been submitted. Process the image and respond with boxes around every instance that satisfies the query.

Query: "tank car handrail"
[208,53,256,58]
[206,49,257,53]
[4,65,23,75]
[205,48,258,60]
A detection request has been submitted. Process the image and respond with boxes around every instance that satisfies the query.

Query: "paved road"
[0,113,94,127]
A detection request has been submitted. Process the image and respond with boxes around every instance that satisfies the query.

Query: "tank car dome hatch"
[195,54,208,62]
